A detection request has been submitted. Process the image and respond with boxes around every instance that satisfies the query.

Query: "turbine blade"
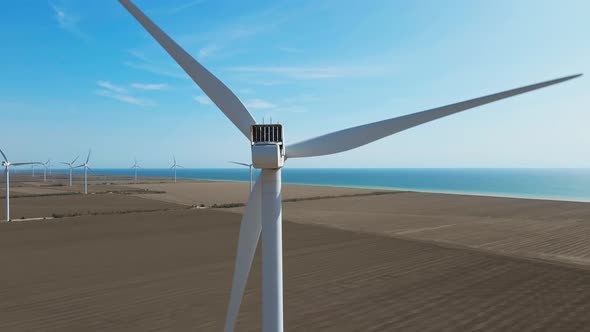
[86,149,91,164]
[224,173,262,332]
[229,161,250,167]
[0,148,8,162]
[11,162,43,166]
[59,162,70,165]
[71,155,79,165]
[119,0,256,139]
[287,74,582,158]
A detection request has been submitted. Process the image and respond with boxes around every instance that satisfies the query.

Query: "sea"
[47,168,590,203]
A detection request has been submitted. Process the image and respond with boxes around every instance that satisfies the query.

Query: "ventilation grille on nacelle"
[251,125,283,143]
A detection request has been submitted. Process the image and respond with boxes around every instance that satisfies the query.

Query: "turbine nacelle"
[251,124,285,169]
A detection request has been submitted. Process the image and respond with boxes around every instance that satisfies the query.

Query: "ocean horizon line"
[31,168,590,204]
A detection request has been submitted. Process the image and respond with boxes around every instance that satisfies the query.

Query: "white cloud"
[194,95,213,105]
[199,44,219,58]
[95,90,153,106]
[124,50,189,80]
[245,98,276,109]
[279,46,303,53]
[49,2,84,38]
[238,88,256,94]
[167,0,206,14]
[131,83,169,91]
[228,65,385,80]
[97,81,127,94]
[95,81,154,106]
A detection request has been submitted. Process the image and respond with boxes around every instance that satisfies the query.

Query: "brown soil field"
[0,194,183,220]
[127,181,392,206]
[2,176,590,330]
[1,209,589,331]
[1,173,184,197]
[226,191,590,268]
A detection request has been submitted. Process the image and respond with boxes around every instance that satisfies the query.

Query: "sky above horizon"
[1,0,589,168]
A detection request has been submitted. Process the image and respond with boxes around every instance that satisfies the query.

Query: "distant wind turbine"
[74,150,92,194]
[1,148,42,222]
[131,158,141,183]
[229,161,253,192]
[119,1,582,330]
[41,159,51,182]
[60,155,79,187]
[170,156,183,183]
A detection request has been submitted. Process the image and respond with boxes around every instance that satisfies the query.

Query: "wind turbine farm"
[1,148,42,222]
[41,159,50,182]
[60,155,79,187]
[1,0,590,331]
[230,161,253,192]
[75,150,92,195]
[171,156,183,183]
[131,158,141,183]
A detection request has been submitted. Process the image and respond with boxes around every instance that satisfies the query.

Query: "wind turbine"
[131,158,141,183]
[1,149,42,222]
[74,150,92,195]
[41,159,51,182]
[119,1,582,330]
[60,155,79,187]
[229,161,253,193]
[170,155,183,183]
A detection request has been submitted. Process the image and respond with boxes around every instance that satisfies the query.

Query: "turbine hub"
[251,124,285,169]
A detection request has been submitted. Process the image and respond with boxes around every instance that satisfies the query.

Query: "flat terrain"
[0,194,182,220]
[1,209,589,331]
[1,173,590,330]
[268,192,590,268]
[127,181,390,206]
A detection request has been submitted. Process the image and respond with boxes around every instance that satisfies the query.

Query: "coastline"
[41,169,590,204]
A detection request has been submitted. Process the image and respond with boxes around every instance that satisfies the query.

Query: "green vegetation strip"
[210,191,410,209]
[51,206,192,219]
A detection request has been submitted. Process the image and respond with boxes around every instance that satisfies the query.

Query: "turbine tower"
[131,158,141,183]
[60,155,79,187]
[41,159,51,182]
[1,148,42,222]
[119,1,582,330]
[230,161,253,192]
[170,155,183,183]
[74,150,92,195]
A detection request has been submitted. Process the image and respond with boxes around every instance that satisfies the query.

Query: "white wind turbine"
[119,1,582,330]
[74,150,92,194]
[60,155,79,187]
[229,161,253,193]
[131,158,141,183]
[170,156,183,183]
[41,159,51,182]
[1,148,42,222]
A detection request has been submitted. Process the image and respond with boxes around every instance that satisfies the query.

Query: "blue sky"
[1,0,588,168]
